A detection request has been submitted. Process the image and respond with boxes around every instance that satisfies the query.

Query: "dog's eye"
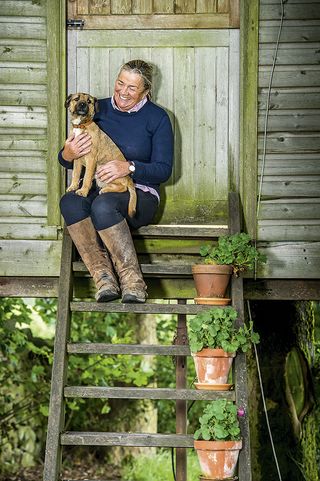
[87,99,92,104]
[74,96,79,101]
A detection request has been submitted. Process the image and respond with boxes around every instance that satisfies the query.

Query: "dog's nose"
[76,101,89,115]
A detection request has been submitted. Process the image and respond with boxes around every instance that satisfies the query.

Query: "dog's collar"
[72,120,93,129]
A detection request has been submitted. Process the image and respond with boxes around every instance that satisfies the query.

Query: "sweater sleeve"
[58,148,74,169]
[132,114,173,184]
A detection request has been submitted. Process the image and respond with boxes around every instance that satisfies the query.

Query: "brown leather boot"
[98,219,147,303]
[67,217,120,302]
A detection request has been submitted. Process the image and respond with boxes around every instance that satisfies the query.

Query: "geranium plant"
[199,232,266,275]
[194,399,241,441]
[188,307,260,353]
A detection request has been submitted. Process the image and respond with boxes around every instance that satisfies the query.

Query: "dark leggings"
[60,187,159,230]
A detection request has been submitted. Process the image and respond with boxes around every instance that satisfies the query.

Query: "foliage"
[0,298,52,472]
[188,307,260,353]
[199,232,266,275]
[194,400,241,441]
[122,449,201,481]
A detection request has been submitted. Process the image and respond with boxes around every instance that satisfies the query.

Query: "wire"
[171,447,176,481]
[247,300,283,481]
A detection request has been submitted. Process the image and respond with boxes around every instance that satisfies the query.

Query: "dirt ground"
[0,465,122,481]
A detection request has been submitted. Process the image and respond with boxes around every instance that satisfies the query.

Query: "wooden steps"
[67,342,191,356]
[61,432,194,448]
[64,386,235,401]
[43,193,251,481]
[70,301,225,314]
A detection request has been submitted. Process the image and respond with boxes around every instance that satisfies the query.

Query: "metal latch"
[67,19,85,29]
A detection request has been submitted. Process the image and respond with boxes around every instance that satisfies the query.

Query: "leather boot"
[67,217,120,302]
[98,219,147,303]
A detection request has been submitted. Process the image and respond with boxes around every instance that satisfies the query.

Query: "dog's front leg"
[76,153,96,197]
[67,159,82,192]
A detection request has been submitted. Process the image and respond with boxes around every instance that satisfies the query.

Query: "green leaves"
[199,232,267,274]
[194,400,241,441]
[188,307,259,353]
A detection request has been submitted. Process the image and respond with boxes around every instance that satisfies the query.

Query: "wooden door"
[67,1,240,224]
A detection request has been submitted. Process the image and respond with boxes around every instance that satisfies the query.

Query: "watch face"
[129,164,135,172]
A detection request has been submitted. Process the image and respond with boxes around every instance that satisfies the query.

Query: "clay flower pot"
[194,439,242,479]
[193,348,235,390]
[192,264,233,298]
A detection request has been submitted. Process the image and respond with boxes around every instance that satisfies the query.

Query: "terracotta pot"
[192,264,233,298]
[193,348,235,387]
[194,439,242,479]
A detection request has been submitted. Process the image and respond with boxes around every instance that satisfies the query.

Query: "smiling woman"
[58,59,174,304]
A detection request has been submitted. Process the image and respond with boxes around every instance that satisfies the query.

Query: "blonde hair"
[120,59,153,98]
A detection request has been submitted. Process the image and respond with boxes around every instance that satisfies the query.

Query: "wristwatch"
[128,161,135,174]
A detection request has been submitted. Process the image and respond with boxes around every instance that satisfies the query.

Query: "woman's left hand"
[96,160,130,183]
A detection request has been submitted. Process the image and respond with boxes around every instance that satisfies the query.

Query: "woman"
[59,60,174,304]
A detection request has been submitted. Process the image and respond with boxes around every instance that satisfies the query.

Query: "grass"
[122,449,201,481]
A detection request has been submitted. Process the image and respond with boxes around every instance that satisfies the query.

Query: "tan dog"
[65,93,136,217]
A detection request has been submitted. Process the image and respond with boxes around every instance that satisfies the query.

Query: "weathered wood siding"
[0,0,65,276]
[68,29,240,224]
[67,0,240,28]
[258,0,320,242]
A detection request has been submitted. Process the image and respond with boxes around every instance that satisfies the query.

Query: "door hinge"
[67,19,85,29]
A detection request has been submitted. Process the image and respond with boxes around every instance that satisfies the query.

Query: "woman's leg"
[91,190,158,303]
[59,191,120,302]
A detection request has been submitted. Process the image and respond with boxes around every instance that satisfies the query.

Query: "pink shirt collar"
[111,95,148,113]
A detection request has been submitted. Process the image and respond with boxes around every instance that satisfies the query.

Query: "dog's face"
[65,93,98,122]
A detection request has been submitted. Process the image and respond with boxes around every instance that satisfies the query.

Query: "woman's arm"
[58,132,92,169]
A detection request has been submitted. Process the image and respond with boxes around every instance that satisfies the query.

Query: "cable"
[171,447,176,481]
[247,300,283,481]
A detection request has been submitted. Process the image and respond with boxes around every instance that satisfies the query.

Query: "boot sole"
[122,294,146,304]
[96,292,121,303]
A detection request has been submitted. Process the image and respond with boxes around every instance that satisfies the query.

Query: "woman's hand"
[62,132,92,161]
[96,160,131,183]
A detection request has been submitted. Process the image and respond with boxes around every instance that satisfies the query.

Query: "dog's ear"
[65,94,73,108]
[94,97,99,113]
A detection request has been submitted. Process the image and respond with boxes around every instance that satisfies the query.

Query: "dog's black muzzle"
[75,101,89,116]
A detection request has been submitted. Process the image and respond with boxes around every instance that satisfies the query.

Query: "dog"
[65,93,137,217]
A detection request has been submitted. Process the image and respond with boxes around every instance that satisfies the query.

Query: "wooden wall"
[257,0,320,242]
[0,0,65,276]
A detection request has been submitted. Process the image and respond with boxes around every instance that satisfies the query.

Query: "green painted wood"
[259,198,320,220]
[259,66,320,88]
[1,156,46,173]
[61,432,194,448]
[240,0,258,238]
[258,110,320,132]
[257,155,320,176]
[259,46,320,66]
[259,88,320,110]
[260,4,320,20]
[0,174,47,195]
[258,222,320,242]
[0,240,62,276]
[260,176,320,197]
[0,1,46,16]
[260,23,320,43]
[0,195,47,217]
[64,386,235,401]
[0,223,59,240]
[67,343,191,355]
[133,224,228,237]
[258,133,320,153]
[46,0,66,225]
[74,261,193,276]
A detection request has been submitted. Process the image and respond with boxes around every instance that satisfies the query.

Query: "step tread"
[61,431,194,448]
[70,302,229,314]
[73,262,192,276]
[67,343,191,356]
[64,386,235,401]
[133,224,228,238]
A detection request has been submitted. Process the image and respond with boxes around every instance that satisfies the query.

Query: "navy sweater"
[59,98,174,195]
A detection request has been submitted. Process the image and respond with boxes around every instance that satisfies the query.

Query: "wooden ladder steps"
[70,302,226,315]
[61,432,194,448]
[73,262,193,276]
[67,343,191,356]
[64,386,235,401]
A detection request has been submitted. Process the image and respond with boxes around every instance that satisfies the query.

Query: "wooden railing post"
[175,299,188,481]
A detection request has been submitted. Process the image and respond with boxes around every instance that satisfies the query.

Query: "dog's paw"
[75,188,88,197]
[66,185,77,192]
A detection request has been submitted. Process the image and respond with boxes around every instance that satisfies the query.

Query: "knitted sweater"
[59,98,174,195]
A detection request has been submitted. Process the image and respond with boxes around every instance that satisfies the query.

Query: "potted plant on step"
[188,306,259,390]
[194,399,242,480]
[192,232,266,302]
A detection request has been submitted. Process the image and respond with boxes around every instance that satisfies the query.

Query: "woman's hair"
[119,59,153,98]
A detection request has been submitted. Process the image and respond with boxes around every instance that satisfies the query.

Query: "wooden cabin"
[0,0,319,299]
[1,2,319,480]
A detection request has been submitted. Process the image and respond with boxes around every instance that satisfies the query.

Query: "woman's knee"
[59,192,90,225]
[91,193,127,230]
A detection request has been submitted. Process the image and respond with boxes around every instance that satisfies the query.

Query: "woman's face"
[114,70,148,112]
